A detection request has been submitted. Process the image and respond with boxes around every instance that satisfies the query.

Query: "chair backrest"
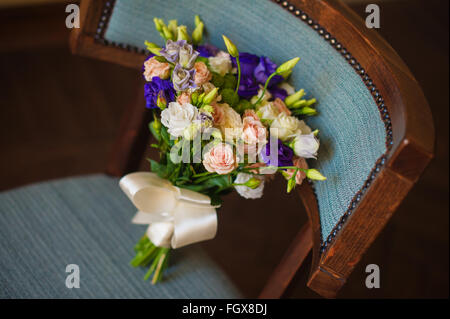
[71,0,435,297]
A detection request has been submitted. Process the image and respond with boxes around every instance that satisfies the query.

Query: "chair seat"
[0,175,241,298]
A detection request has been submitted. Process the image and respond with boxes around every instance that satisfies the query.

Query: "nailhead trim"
[272,0,393,253]
[94,0,394,253]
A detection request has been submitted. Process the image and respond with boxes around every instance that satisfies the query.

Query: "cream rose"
[203,143,237,175]
[256,102,279,124]
[218,103,243,140]
[208,51,232,76]
[161,102,198,137]
[270,113,301,141]
[143,57,171,81]
[234,172,265,199]
[194,62,212,86]
[292,132,320,159]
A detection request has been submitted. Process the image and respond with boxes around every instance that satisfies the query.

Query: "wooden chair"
[47,0,432,298]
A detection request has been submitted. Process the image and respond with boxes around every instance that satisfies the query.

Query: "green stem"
[235,56,241,95]
[253,72,278,106]
[152,248,170,284]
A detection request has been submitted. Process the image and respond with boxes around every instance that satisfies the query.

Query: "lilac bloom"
[172,64,196,91]
[260,138,294,167]
[160,39,187,63]
[254,56,284,87]
[144,77,175,109]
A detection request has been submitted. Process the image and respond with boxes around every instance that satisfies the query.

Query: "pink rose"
[242,110,266,145]
[285,157,308,185]
[203,143,237,175]
[212,103,225,126]
[194,62,212,86]
[143,57,171,81]
[273,98,291,116]
[176,92,191,105]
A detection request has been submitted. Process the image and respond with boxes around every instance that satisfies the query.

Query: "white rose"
[208,51,232,76]
[292,132,320,158]
[161,102,198,137]
[270,113,301,141]
[234,172,265,199]
[256,102,279,124]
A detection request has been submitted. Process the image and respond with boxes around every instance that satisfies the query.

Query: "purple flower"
[172,64,196,91]
[269,86,288,100]
[144,77,175,109]
[260,138,294,167]
[196,44,219,58]
[160,39,187,63]
[254,56,283,87]
[237,75,259,98]
[232,52,260,77]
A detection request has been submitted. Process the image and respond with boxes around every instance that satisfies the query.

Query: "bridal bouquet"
[119,15,326,284]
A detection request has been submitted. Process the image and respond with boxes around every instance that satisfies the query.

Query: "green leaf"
[149,159,167,178]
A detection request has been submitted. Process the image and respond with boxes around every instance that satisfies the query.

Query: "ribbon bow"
[119,172,218,249]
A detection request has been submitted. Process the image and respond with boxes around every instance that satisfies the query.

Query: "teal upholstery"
[0,175,241,298]
[104,0,387,241]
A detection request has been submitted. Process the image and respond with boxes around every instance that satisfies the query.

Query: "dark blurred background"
[0,0,448,298]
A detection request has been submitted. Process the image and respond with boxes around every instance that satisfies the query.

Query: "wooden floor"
[0,1,448,298]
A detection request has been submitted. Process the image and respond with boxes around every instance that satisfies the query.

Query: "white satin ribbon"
[119,172,218,249]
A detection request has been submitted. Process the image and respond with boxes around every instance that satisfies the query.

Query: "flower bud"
[203,87,218,105]
[192,22,204,45]
[285,89,305,107]
[153,18,164,32]
[306,169,326,181]
[244,177,262,189]
[176,25,190,42]
[162,25,174,40]
[276,57,300,74]
[144,41,162,56]
[197,92,205,104]
[287,177,296,193]
[297,106,318,116]
[200,104,214,114]
[222,35,239,58]
[156,94,167,110]
[291,100,307,109]
[194,15,202,27]
[191,92,199,105]
[168,19,178,35]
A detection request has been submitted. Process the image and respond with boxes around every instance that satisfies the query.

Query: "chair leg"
[106,81,152,177]
[259,221,313,299]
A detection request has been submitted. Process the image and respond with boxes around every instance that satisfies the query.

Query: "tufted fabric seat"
[0,175,241,298]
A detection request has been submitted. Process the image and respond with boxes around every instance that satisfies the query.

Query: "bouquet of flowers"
[119,15,326,284]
